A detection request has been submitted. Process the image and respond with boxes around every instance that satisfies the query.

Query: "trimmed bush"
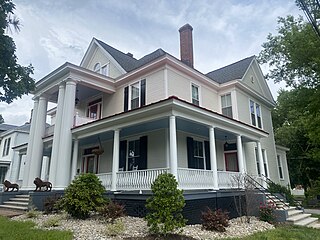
[201,208,229,232]
[59,173,106,219]
[146,173,186,236]
[97,200,125,223]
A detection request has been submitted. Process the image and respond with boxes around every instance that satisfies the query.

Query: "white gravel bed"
[12,213,274,239]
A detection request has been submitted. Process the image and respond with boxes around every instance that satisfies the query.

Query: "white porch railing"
[97,172,112,189]
[73,113,95,127]
[178,168,215,189]
[218,171,243,189]
[116,168,169,190]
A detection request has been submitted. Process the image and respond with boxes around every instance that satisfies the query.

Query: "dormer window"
[93,63,101,73]
[101,64,109,76]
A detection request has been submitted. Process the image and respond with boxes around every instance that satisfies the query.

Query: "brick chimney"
[179,23,194,68]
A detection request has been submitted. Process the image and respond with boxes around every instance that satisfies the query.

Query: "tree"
[0,0,35,104]
[0,114,3,123]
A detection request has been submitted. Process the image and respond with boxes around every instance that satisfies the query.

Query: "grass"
[227,225,320,240]
[0,216,72,240]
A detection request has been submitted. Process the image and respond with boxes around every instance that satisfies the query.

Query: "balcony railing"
[97,173,112,189]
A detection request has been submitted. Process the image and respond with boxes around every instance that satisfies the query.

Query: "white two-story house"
[21,24,290,192]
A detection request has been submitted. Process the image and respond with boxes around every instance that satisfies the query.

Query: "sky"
[0,0,302,125]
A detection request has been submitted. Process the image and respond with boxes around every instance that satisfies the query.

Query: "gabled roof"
[0,123,30,137]
[0,123,17,132]
[96,39,167,73]
[206,56,255,84]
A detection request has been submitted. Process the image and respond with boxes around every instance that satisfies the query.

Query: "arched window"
[93,63,101,73]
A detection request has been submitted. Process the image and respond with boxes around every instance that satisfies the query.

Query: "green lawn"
[0,216,73,240]
[227,225,320,240]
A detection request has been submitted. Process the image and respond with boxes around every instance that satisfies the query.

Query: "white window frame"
[101,63,110,76]
[249,99,263,129]
[221,93,233,118]
[277,155,284,180]
[191,83,200,106]
[93,62,101,73]
[129,81,141,110]
[82,149,99,174]
[127,137,140,171]
[87,98,102,120]
[262,149,269,178]
[2,138,11,156]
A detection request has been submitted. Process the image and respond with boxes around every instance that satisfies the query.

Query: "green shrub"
[26,208,40,218]
[267,181,295,205]
[201,208,229,232]
[259,201,276,223]
[59,173,107,219]
[42,216,61,228]
[305,180,320,207]
[97,200,125,223]
[146,173,186,236]
[105,219,125,236]
[43,194,62,214]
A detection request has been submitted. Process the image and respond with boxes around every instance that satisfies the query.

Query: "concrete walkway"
[0,208,25,218]
[304,208,320,215]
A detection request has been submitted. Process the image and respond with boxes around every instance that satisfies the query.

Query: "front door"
[225,152,239,172]
[82,155,98,173]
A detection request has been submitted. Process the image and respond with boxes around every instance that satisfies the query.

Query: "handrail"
[261,174,301,207]
[245,174,289,210]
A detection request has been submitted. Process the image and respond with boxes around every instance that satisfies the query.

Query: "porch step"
[309,221,320,229]
[0,194,29,211]
[295,217,318,227]
[287,213,312,223]
[287,209,303,217]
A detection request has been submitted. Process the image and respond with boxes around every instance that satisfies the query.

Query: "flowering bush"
[259,201,276,223]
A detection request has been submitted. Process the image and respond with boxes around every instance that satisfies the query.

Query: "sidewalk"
[0,209,24,218]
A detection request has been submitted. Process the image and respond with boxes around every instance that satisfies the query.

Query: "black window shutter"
[119,140,127,170]
[139,136,148,169]
[204,141,211,170]
[140,79,146,107]
[187,137,195,168]
[124,86,129,112]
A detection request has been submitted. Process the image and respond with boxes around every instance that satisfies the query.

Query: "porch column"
[27,95,48,188]
[257,141,267,188]
[209,126,218,190]
[22,98,39,188]
[55,79,77,188]
[111,129,120,191]
[169,115,178,179]
[236,135,245,174]
[71,138,79,181]
[49,83,65,185]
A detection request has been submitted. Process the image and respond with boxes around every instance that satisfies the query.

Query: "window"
[124,79,146,111]
[250,100,262,128]
[87,98,102,119]
[193,140,204,169]
[277,155,284,179]
[2,138,11,156]
[262,149,268,177]
[255,148,260,175]
[0,166,8,184]
[191,84,199,106]
[101,64,109,76]
[128,139,140,171]
[93,63,101,73]
[221,93,233,118]
[131,82,140,110]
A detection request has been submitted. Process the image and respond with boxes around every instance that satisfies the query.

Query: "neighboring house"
[21,24,290,193]
[0,123,30,188]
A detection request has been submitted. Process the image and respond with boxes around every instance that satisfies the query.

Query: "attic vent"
[126,52,133,57]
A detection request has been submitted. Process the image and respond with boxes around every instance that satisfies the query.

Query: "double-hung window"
[193,140,204,169]
[128,139,140,171]
[221,93,233,118]
[277,155,284,179]
[250,100,262,128]
[191,84,199,106]
[2,138,11,156]
[124,79,146,111]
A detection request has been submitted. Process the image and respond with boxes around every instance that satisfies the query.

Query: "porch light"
[224,136,229,149]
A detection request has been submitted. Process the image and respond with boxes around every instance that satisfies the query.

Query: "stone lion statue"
[33,177,52,191]
[3,180,19,192]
